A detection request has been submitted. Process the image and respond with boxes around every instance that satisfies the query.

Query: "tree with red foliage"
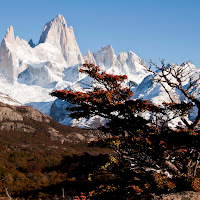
[51,62,159,136]
[51,62,200,198]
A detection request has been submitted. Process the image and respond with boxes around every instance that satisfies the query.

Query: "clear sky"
[0,0,200,67]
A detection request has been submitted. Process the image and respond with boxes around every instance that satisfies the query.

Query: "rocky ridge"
[0,95,97,143]
[84,45,149,84]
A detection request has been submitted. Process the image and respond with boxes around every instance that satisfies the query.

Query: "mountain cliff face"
[39,14,83,66]
[0,26,18,82]
[0,14,198,128]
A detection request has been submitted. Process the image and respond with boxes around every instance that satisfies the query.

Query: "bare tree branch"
[145,61,200,130]
[5,187,11,200]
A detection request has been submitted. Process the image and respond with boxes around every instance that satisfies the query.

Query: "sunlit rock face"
[39,14,83,66]
[84,45,149,84]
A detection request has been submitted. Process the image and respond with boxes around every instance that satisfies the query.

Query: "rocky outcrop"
[0,100,98,143]
[0,106,23,121]
[0,101,50,134]
[28,39,35,48]
[0,122,36,133]
[18,105,51,122]
[0,102,51,122]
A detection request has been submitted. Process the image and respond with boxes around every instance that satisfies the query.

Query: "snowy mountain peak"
[181,61,193,67]
[38,14,83,66]
[0,14,191,129]
[85,49,91,55]
[84,45,149,84]
[100,45,115,54]
[84,50,97,65]
[38,14,67,44]
[56,14,66,22]
[93,45,117,69]
[4,26,15,43]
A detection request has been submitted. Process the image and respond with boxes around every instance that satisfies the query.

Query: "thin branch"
[146,61,200,130]
[5,187,11,200]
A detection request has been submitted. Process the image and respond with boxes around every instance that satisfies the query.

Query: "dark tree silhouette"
[51,61,200,198]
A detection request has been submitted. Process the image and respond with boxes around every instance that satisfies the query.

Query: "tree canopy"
[51,62,161,136]
[51,61,200,199]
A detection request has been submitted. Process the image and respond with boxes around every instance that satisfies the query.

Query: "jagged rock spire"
[28,39,35,48]
[39,14,83,66]
[93,45,118,69]
[84,50,97,65]
[4,26,15,43]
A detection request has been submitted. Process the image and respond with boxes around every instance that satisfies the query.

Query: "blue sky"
[0,0,200,66]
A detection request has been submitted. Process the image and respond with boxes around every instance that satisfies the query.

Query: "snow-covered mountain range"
[0,14,199,128]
